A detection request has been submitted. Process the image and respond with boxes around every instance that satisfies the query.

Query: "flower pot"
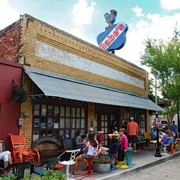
[92,163,111,173]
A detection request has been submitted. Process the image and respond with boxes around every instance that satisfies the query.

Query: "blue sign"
[97,22,128,51]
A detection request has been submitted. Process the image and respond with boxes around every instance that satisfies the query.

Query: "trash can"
[97,131,104,143]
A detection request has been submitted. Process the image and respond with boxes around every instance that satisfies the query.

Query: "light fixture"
[23,112,29,117]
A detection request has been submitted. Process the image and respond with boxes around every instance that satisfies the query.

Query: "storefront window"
[54,106,59,116]
[34,104,40,116]
[41,104,47,116]
[33,103,86,142]
[47,105,53,116]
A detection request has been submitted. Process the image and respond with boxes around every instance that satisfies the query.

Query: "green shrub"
[1,170,65,180]
[41,170,65,180]
[92,156,111,164]
[0,173,17,180]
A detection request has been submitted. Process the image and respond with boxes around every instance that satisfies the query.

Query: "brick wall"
[0,22,21,63]
[19,14,149,96]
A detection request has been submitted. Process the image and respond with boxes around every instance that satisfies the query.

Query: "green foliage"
[41,170,65,180]
[0,170,65,180]
[92,156,111,164]
[22,175,40,180]
[141,27,180,121]
[0,173,17,180]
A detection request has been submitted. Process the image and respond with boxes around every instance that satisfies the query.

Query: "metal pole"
[177,99,180,137]
[155,77,157,105]
[154,128,162,157]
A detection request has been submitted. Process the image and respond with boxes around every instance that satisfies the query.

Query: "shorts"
[118,149,124,161]
[128,135,138,143]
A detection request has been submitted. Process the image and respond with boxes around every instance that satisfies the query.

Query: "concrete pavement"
[27,146,180,180]
[65,146,180,180]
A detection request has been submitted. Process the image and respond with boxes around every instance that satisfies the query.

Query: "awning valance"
[24,66,164,112]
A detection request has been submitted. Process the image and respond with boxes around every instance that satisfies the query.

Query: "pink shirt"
[120,134,128,151]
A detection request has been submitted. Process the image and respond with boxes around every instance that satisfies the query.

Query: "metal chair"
[59,149,80,180]
[0,161,30,180]
[10,134,40,164]
[125,147,134,166]
[105,142,120,171]
[30,157,60,176]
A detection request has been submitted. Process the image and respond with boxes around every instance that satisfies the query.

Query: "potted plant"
[92,156,111,173]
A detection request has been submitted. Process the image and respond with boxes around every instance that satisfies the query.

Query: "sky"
[0,0,180,74]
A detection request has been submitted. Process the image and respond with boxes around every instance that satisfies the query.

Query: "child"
[116,128,128,168]
[81,135,87,144]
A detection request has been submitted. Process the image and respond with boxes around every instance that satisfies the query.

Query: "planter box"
[92,163,111,173]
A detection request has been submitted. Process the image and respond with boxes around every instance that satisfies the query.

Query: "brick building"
[0,14,163,151]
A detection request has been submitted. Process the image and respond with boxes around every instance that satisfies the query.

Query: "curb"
[95,151,180,180]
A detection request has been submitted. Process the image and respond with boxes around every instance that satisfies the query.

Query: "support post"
[154,128,162,157]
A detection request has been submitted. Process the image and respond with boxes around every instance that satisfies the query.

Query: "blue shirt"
[75,136,85,150]
[151,129,157,139]
[170,124,178,133]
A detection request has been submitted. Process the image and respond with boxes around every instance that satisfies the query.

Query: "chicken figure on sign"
[104,9,117,27]
[97,10,128,54]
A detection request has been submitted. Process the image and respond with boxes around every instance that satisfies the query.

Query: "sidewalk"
[60,146,180,180]
[27,146,180,180]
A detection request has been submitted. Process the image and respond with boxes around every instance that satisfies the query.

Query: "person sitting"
[0,143,12,168]
[74,130,86,150]
[72,132,100,175]
[81,135,87,144]
[97,130,119,156]
[150,126,157,140]
[86,127,94,139]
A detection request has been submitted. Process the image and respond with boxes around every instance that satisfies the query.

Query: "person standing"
[110,120,118,133]
[127,117,138,153]
[117,128,128,167]
[170,121,178,138]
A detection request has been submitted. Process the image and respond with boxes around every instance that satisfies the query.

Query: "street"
[119,155,180,180]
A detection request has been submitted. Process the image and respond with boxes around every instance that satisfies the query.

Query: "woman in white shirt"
[72,132,100,175]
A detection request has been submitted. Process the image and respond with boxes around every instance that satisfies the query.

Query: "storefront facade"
[0,14,163,150]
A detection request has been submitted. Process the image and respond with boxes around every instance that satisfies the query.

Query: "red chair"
[10,134,40,164]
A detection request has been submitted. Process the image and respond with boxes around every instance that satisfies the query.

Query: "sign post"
[154,117,162,157]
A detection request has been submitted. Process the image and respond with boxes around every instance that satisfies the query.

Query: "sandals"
[72,171,78,175]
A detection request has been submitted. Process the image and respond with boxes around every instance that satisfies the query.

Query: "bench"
[136,141,146,149]
[136,136,146,149]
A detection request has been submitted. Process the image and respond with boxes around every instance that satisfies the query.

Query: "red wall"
[0,61,22,149]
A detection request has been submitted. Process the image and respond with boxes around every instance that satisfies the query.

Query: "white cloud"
[72,0,96,27]
[161,0,180,10]
[0,0,19,30]
[132,6,144,17]
[116,12,180,69]
[65,0,96,42]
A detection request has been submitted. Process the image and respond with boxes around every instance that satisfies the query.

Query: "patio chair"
[0,161,30,180]
[10,134,40,164]
[105,142,120,170]
[58,149,80,180]
[30,157,60,176]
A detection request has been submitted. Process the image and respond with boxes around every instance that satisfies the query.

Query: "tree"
[141,28,180,125]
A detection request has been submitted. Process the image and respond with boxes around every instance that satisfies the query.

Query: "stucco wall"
[0,61,22,149]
